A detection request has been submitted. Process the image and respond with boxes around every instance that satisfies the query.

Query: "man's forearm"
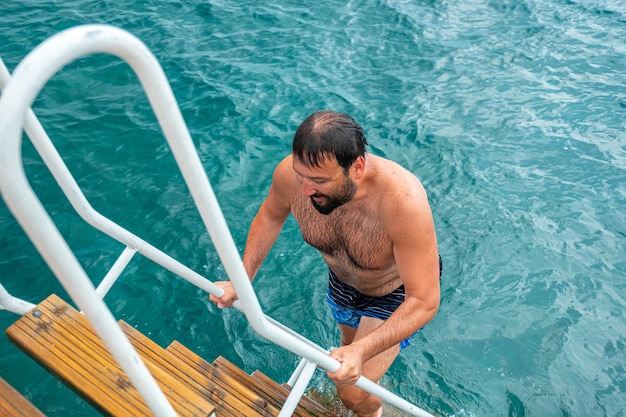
[242,208,285,281]
[356,297,438,361]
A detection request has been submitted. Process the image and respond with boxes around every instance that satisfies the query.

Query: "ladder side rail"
[0,33,180,417]
[0,58,148,252]
[0,59,41,316]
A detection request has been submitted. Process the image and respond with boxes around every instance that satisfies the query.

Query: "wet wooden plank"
[213,357,318,417]
[165,340,276,417]
[5,294,215,417]
[0,376,46,417]
[117,321,217,416]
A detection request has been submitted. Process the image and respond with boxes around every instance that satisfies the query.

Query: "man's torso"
[287,156,409,296]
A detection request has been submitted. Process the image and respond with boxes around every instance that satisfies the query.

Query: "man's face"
[292,156,357,215]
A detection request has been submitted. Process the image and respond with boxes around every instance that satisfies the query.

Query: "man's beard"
[310,175,357,215]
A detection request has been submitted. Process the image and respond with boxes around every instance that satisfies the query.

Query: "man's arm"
[210,156,293,308]
[328,181,440,383]
[242,159,293,280]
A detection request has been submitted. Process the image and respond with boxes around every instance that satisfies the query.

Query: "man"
[210,110,441,417]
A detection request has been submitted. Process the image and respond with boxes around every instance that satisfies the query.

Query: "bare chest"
[291,195,393,272]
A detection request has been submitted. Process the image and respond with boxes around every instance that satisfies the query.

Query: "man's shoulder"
[369,156,429,216]
[273,155,296,182]
[270,155,298,201]
[372,156,424,193]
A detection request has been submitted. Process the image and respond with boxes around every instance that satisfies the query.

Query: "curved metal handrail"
[0,25,434,417]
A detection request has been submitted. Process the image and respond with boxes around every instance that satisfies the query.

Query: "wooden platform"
[5,294,336,417]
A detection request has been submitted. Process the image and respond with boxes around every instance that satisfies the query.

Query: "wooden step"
[5,294,216,417]
[213,357,293,415]
[168,341,337,417]
[217,358,333,417]
[127,325,277,416]
[166,340,279,416]
[0,376,45,417]
[249,369,334,417]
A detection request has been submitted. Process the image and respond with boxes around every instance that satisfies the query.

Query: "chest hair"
[291,195,392,271]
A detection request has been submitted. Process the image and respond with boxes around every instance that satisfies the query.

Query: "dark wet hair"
[292,110,368,171]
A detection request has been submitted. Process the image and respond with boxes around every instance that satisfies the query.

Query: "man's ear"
[352,156,366,180]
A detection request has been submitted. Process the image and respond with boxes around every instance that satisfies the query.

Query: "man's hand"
[326,344,365,385]
[209,281,238,308]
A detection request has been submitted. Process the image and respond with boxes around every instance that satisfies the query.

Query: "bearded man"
[211,110,441,417]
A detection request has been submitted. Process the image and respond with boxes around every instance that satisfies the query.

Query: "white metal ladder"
[0,24,434,417]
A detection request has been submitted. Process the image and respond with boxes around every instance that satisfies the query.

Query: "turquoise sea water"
[1,1,625,416]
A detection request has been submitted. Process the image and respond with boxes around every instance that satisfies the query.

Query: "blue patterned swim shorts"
[326,269,420,350]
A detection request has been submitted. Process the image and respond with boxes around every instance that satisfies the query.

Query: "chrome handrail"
[0,25,434,417]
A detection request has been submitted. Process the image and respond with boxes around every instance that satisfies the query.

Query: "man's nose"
[301,180,317,197]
